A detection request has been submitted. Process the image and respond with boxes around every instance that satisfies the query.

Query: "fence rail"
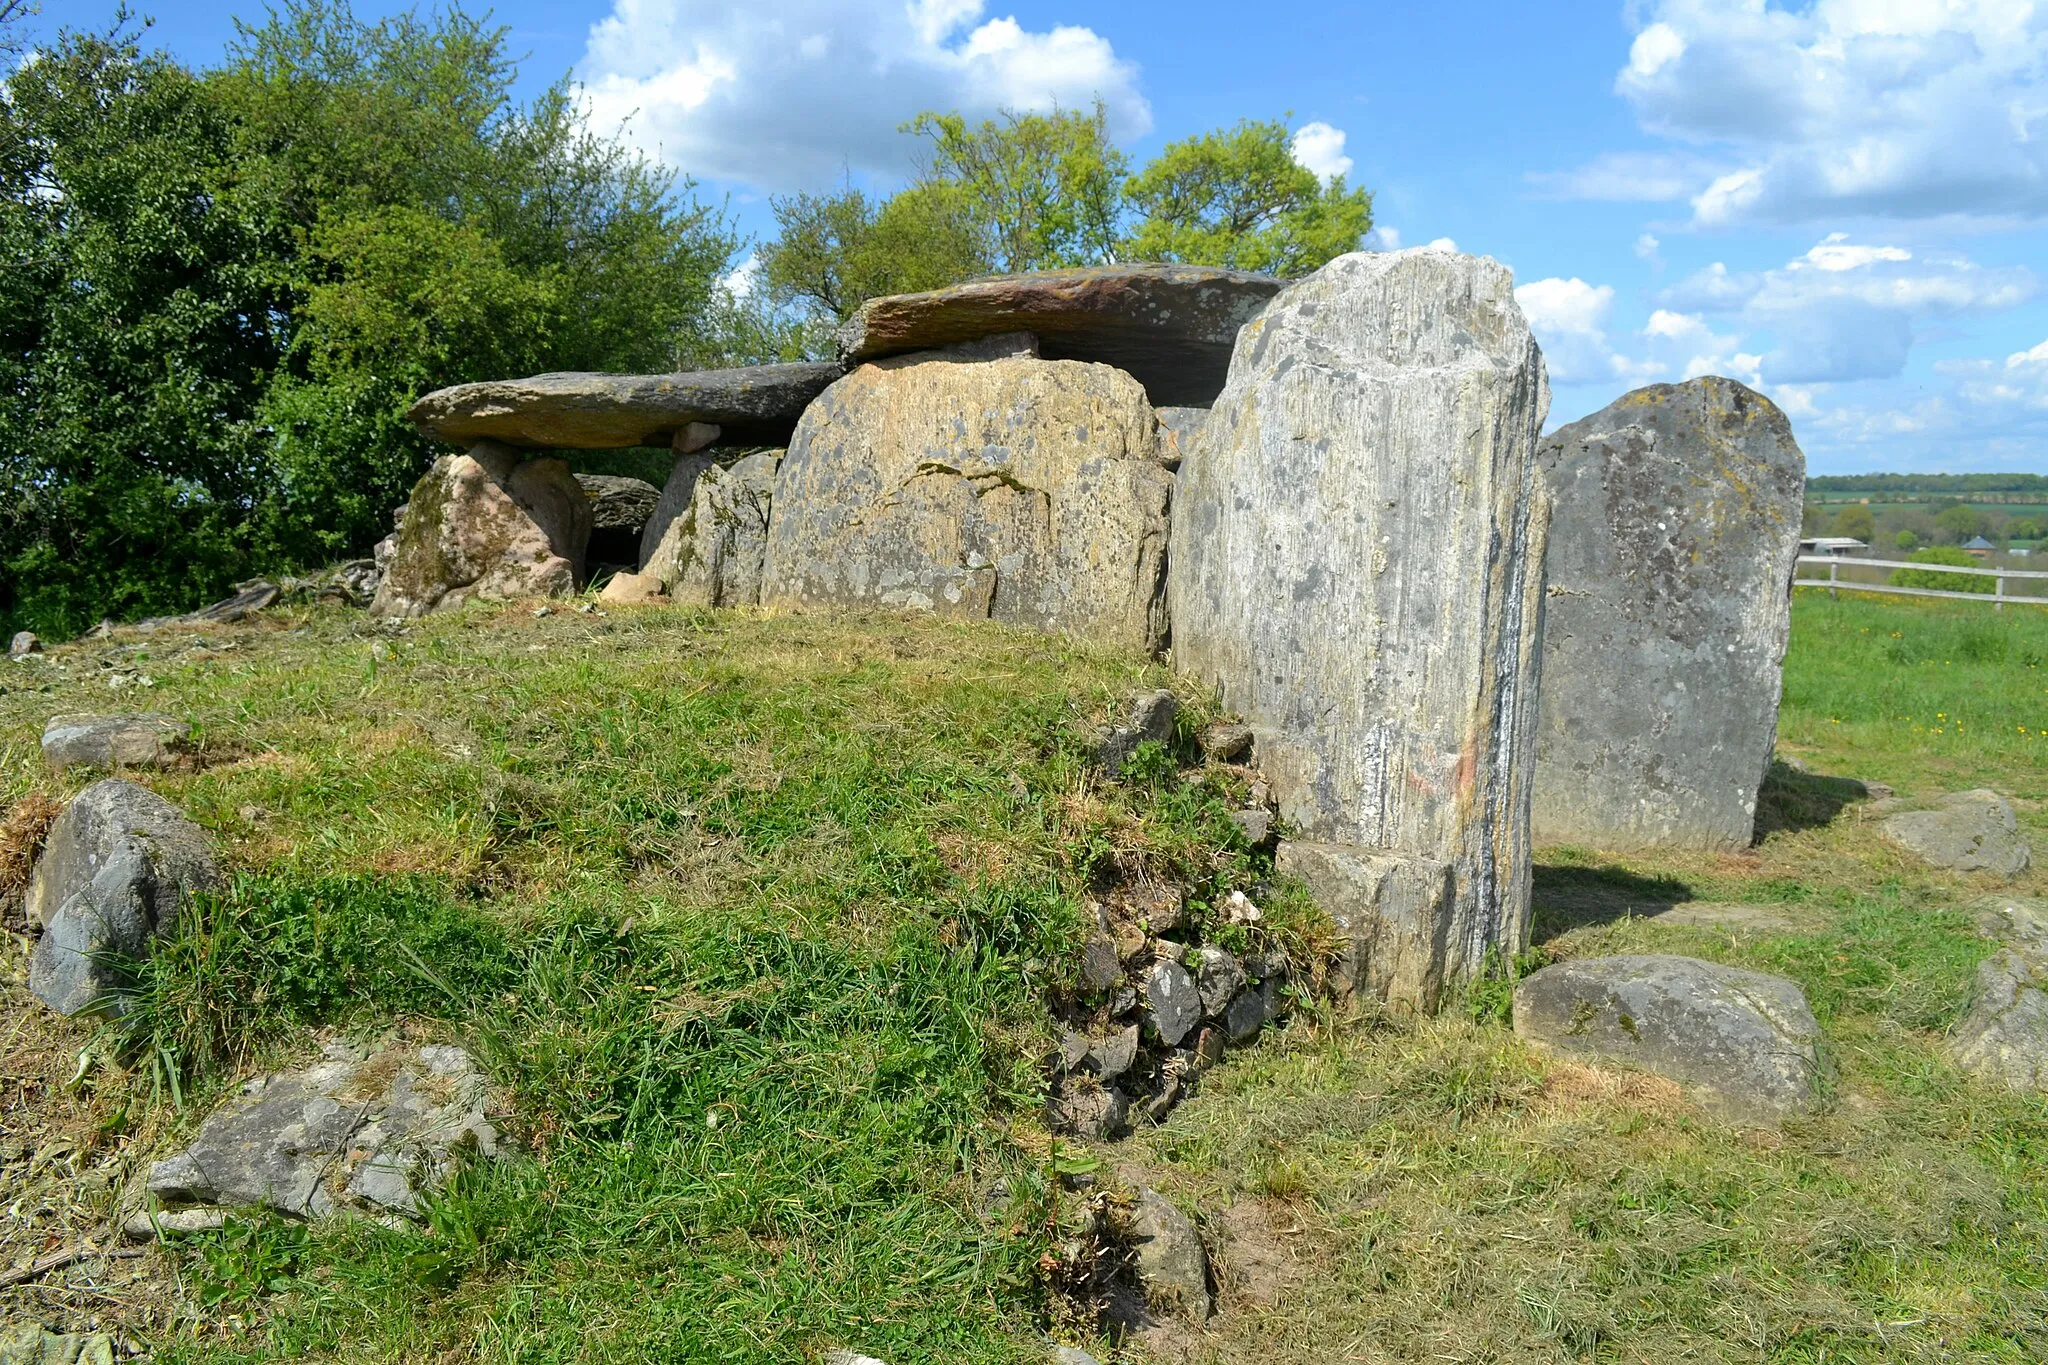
[1793,553,2048,609]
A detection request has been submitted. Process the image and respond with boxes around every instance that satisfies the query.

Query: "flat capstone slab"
[836,264,1286,408]
[407,362,845,450]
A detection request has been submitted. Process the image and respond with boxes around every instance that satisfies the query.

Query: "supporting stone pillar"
[1167,248,1551,1012]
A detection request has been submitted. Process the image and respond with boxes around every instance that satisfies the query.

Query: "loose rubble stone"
[1192,947,1246,1017]
[7,630,39,658]
[369,443,592,616]
[1512,954,1829,1120]
[1882,790,2031,877]
[122,1206,228,1241]
[1230,809,1274,845]
[577,473,661,569]
[1046,1075,1128,1140]
[1201,722,1254,763]
[1169,249,1551,1014]
[1097,690,1179,776]
[1079,933,1123,992]
[1277,841,1455,1009]
[1532,378,1806,851]
[597,571,667,605]
[1140,960,1201,1046]
[837,265,1286,408]
[647,450,781,607]
[1222,988,1267,1044]
[27,779,220,1015]
[41,713,189,772]
[1128,1187,1211,1321]
[0,1327,114,1365]
[1087,1025,1142,1082]
[408,362,844,450]
[761,353,1173,652]
[147,1041,497,1219]
[1052,1348,1103,1365]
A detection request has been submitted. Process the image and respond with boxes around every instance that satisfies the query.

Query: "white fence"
[1794,553,2048,609]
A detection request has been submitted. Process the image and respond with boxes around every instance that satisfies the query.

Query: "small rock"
[1222,889,1262,924]
[1140,960,1200,1047]
[1192,1026,1226,1069]
[1883,790,2031,877]
[1230,809,1275,845]
[1201,721,1253,763]
[41,712,189,772]
[1109,986,1137,1017]
[1951,948,2048,1091]
[1079,933,1122,993]
[597,570,667,605]
[1512,954,1829,1120]
[1129,1187,1211,1321]
[8,631,41,658]
[1057,1031,1091,1072]
[1222,987,1267,1044]
[824,1353,888,1365]
[1126,882,1185,934]
[0,1326,114,1365]
[1192,947,1246,1017]
[1052,1348,1103,1365]
[1111,919,1149,962]
[1086,1024,1142,1081]
[1046,1076,1128,1140]
[1097,690,1178,776]
[122,1206,228,1241]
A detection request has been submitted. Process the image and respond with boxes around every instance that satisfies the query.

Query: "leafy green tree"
[759,181,987,326]
[1895,529,1921,551]
[906,105,1128,272]
[1123,119,1373,275]
[1933,503,1985,543]
[1889,545,1993,594]
[1829,504,1875,541]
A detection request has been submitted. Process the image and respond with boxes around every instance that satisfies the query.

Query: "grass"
[2,589,2045,1363]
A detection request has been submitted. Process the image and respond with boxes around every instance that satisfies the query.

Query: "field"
[3,590,2046,1363]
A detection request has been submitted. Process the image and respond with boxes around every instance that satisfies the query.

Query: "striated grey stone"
[1512,954,1829,1120]
[42,712,189,772]
[408,363,844,451]
[369,443,592,617]
[147,1041,496,1219]
[1883,790,2031,877]
[646,451,781,607]
[762,353,1173,653]
[1097,690,1178,777]
[1140,960,1201,1047]
[27,780,219,1015]
[1277,840,1456,1011]
[1128,1187,1210,1321]
[1192,947,1246,1017]
[1533,378,1806,851]
[1169,249,1551,1014]
[836,265,1285,408]
[638,453,716,570]
[1230,809,1274,846]
[122,1206,228,1241]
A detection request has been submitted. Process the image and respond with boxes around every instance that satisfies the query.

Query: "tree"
[1933,503,1985,543]
[1829,504,1875,541]
[1123,119,1373,275]
[905,105,1128,272]
[1889,545,1993,594]
[759,181,987,326]
[1895,529,1921,551]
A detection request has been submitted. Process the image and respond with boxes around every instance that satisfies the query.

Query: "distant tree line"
[0,3,1373,639]
[1807,473,2048,495]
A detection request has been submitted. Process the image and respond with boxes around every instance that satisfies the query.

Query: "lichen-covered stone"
[368,443,592,616]
[1512,954,1828,1120]
[408,363,843,450]
[27,779,219,1015]
[1127,1186,1211,1322]
[1532,378,1806,851]
[762,353,1172,652]
[1169,249,1552,1012]
[1883,790,2032,877]
[41,712,189,772]
[646,450,781,607]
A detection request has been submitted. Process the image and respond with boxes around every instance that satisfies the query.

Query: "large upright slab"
[836,266,1285,408]
[1169,249,1551,1012]
[762,352,1173,653]
[1533,378,1805,851]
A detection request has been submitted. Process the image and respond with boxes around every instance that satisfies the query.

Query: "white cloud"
[1290,121,1353,183]
[1364,226,1403,250]
[1516,277,1664,384]
[579,0,1151,189]
[1524,150,1726,201]
[1635,233,1662,262]
[1424,237,1460,253]
[1606,0,2048,225]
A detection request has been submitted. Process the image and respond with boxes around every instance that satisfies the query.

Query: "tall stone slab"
[1169,249,1551,1012]
[761,352,1173,653]
[1532,379,1805,851]
[645,450,782,607]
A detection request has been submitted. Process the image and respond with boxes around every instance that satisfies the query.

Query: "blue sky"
[31,0,2048,474]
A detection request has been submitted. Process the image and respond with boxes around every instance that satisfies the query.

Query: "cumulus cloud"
[1364,226,1403,250]
[578,0,1151,189]
[1524,149,1727,202]
[1600,0,2048,225]
[1516,277,1664,384]
[1290,122,1353,182]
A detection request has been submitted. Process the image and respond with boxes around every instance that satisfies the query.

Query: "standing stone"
[1532,378,1805,851]
[8,631,41,658]
[646,451,782,607]
[1169,249,1551,1013]
[27,779,220,1015]
[762,354,1173,653]
[368,443,593,617]
[638,453,717,570]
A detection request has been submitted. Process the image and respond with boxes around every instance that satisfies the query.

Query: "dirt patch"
[1530,1058,1695,1121]
[1210,1197,1303,1312]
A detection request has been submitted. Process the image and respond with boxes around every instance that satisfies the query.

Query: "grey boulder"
[836,265,1285,408]
[1096,690,1178,777]
[1512,954,1829,1120]
[1128,1187,1210,1321]
[27,779,219,1015]
[645,450,781,607]
[1951,950,2048,1091]
[1882,790,2031,877]
[408,362,844,450]
[147,1041,496,1219]
[1532,377,1807,852]
[41,712,190,772]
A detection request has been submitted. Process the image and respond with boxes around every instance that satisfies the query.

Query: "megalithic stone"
[1531,378,1806,851]
[1168,248,1552,1013]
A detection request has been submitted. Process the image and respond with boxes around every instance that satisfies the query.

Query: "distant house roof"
[1964,535,1996,549]
[1800,537,1870,555]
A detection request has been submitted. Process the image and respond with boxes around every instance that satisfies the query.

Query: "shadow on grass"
[1530,862,1696,944]
[1752,759,1881,842]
